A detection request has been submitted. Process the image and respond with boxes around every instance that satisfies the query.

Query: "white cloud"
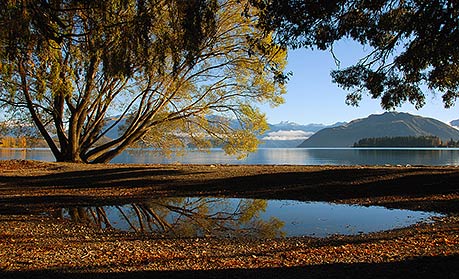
[262,130,314,141]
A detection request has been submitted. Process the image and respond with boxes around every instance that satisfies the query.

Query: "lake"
[2,147,459,166]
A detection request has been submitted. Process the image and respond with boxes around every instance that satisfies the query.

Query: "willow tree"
[251,0,459,110]
[0,0,287,163]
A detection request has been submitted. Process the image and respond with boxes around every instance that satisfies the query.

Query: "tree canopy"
[251,0,459,110]
[0,0,287,163]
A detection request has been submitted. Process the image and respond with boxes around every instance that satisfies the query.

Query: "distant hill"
[298,112,459,147]
[267,121,346,133]
[0,116,344,149]
[99,118,347,148]
[450,119,459,128]
[260,121,345,148]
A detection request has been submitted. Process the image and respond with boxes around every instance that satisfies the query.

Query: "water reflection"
[0,148,55,161]
[46,198,443,238]
[49,198,285,238]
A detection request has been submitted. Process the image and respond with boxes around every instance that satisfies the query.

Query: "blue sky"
[262,40,459,125]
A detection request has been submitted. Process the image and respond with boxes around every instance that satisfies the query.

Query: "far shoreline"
[3,147,459,167]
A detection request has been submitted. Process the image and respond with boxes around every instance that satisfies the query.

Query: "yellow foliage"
[1,0,288,162]
[0,136,27,148]
[141,0,287,157]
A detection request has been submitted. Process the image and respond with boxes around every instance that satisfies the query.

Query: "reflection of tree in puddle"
[51,198,285,238]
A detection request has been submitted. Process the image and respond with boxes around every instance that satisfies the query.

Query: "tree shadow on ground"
[1,255,458,279]
[201,168,459,199]
[0,168,187,189]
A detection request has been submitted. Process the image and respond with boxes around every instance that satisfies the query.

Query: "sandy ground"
[1,160,459,278]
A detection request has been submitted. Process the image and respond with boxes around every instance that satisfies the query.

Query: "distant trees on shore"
[0,136,49,148]
[354,136,459,148]
[0,136,27,148]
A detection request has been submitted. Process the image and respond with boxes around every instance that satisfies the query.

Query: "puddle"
[45,198,443,238]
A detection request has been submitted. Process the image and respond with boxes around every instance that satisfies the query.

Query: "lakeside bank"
[1,160,459,278]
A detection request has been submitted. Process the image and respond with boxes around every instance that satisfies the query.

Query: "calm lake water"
[2,147,459,166]
[47,197,442,238]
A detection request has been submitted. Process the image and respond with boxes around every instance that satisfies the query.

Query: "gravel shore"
[1,160,459,278]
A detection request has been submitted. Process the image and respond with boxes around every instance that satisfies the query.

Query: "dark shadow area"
[1,255,458,279]
[203,168,459,199]
[377,198,459,214]
[0,167,187,189]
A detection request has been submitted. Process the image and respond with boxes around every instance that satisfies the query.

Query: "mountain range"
[299,112,459,147]
[3,112,459,149]
[0,117,342,148]
[259,121,345,148]
[450,119,459,128]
